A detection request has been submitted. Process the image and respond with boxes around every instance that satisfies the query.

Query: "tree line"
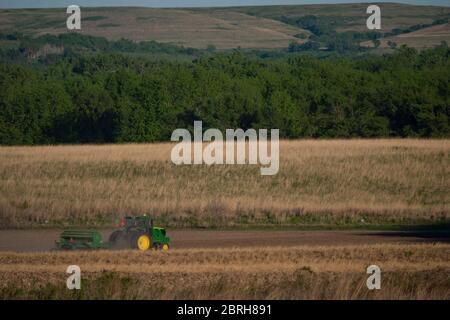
[0,42,449,145]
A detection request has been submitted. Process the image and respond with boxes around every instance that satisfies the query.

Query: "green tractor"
[109,216,170,251]
[55,215,170,251]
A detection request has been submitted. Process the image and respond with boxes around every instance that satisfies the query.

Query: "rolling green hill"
[0,3,449,50]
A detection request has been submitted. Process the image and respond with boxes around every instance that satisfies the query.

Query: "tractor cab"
[121,215,152,232]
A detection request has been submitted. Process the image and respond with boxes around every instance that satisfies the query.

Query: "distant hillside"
[362,23,450,49]
[0,3,449,50]
[0,7,306,49]
[210,3,449,32]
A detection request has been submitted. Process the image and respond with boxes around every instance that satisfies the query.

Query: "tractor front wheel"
[131,232,151,251]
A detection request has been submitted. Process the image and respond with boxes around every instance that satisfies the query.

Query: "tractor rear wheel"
[130,232,151,251]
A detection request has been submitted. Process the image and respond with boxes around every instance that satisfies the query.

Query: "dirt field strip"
[0,229,449,252]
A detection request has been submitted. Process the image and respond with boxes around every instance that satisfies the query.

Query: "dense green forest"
[0,33,449,144]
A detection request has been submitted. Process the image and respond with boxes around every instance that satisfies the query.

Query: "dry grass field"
[0,139,448,229]
[0,244,448,299]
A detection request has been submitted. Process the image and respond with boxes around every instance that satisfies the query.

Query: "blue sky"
[1,1,449,9]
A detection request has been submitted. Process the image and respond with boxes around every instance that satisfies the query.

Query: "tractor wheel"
[109,230,127,249]
[162,244,170,251]
[130,232,151,251]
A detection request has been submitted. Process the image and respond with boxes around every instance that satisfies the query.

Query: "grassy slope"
[0,3,449,49]
[0,7,305,49]
[216,3,450,32]
[363,23,450,49]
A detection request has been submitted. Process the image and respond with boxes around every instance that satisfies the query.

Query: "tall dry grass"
[0,244,449,299]
[0,139,449,228]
